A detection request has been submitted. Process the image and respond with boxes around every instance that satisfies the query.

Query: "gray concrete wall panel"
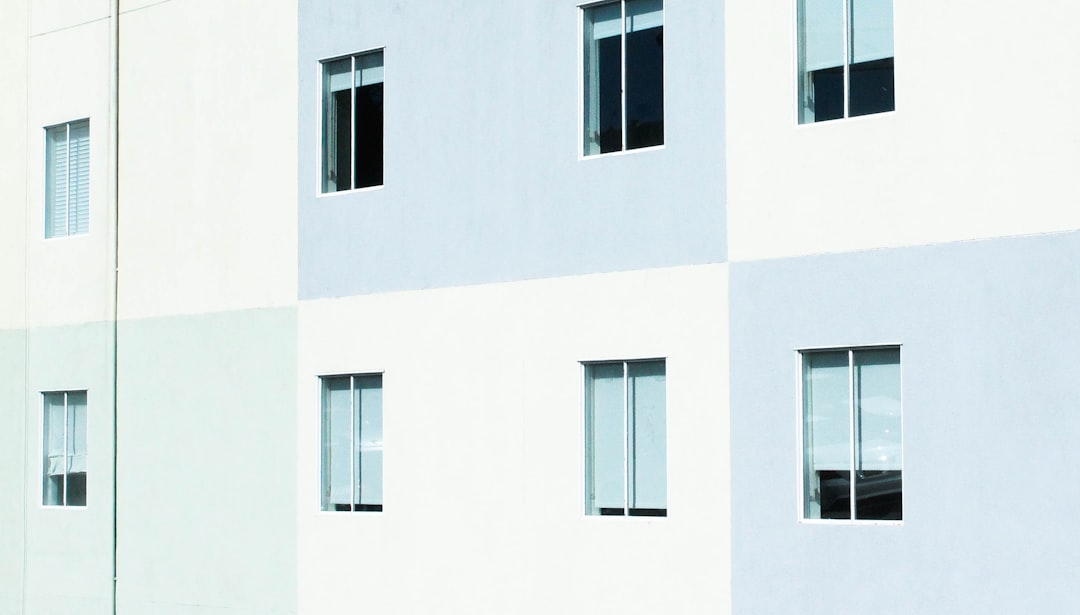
[730,231,1080,614]
[298,0,727,298]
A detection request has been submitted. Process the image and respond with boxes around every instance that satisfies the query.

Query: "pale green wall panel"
[0,330,28,615]
[115,308,297,614]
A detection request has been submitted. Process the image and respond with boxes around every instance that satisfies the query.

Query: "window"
[582,0,664,156]
[584,359,666,516]
[42,391,87,507]
[797,0,894,123]
[44,120,90,237]
[321,50,384,193]
[801,347,901,521]
[320,374,383,512]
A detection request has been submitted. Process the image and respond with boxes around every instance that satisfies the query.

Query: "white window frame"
[795,344,903,526]
[793,0,896,125]
[577,0,666,160]
[315,48,386,198]
[40,390,88,509]
[581,357,667,518]
[318,372,384,513]
[44,119,90,238]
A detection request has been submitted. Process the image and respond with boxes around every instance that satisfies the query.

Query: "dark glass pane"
[625,26,664,149]
[810,65,844,122]
[66,472,87,507]
[816,469,852,519]
[333,89,352,191]
[355,82,384,188]
[855,470,902,520]
[849,57,894,117]
[597,36,623,154]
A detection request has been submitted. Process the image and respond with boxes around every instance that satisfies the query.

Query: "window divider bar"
[349,56,357,192]
[65,123,71,237]
[620,0,627,152]
[622,361,630,515]
[842,0,851,118]
[349,375,356,512]
[847,349,856,520]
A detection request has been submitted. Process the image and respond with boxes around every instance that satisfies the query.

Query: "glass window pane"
[585,363,626,514]
[322,58,352,193]
[583,3,623,155]
[628,360,665,511]
[322,377,353,510]
[854,348,902,520]
[355,375,383,507]
[803,351,851,519]
[354,52,384,190]
[798,0,845,123]
[624,0,663,150]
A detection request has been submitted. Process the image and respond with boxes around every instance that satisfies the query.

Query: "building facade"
[1,1,1078,614]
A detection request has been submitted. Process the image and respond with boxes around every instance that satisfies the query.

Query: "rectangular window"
[801,347,901,521]
[321,50,384,193]
[797,0,894,123]
[321,374,383,512]
[42,391,88,507]
[44,120,90,238]
[584,359,666,516]
[582,0,664,156]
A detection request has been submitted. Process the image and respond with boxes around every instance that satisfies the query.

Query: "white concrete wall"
[0,0,29,332]
[298,265,731,614]
[726,0,1080,261]
[117,0,297,320]
[25,6,113,329]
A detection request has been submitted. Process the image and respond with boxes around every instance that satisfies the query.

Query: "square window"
[801,347,901,521]
[44,120,90,238]
[42,391,88,507]
[321,50,384,193]
[320,374,383,512]
[797,0,894,123]
[584,359,666,516]
[582,0,664,156]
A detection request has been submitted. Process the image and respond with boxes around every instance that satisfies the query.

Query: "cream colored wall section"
[117,0,297,320]
[726,0,1080,262]
[298,265,731,614]
[0,1,29,331]
[25,17,113,329]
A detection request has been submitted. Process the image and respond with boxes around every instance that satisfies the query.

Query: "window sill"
[798,518,902,527]
[579,143,665,161]
[795,109,896,129]
[316,184,384,199]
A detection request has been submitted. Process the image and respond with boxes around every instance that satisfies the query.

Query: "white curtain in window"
[628,361,665,510]
[44,393,67,476]
[587,363,625,511]
[625,0,662,33]
[323,377,352,506]
[851,0,893,64]
[854,348,901,472]
[68,392,88,473]
[355,376,383,505]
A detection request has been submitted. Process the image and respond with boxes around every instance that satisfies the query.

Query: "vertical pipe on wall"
[108,0,120,614]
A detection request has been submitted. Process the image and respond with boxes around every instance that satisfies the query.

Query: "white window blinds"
[45,120,90,238]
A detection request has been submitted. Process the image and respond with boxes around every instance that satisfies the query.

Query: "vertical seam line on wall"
[21,0,32,611]
[109,1,120,614]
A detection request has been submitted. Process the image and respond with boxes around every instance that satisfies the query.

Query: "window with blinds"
[42,391,88,507]
[44,120,90,238]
